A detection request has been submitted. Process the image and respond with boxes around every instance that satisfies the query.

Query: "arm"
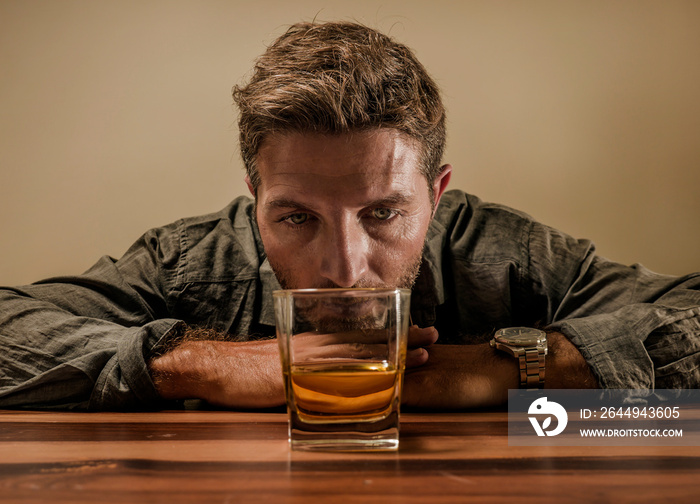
[529,230,700,390]
[0,198,275,410]
[0,218,190,410]
[0,253,181,410]
[147,325,439,408]
[473,195,700,391]
[150,339,285,409]
[405,258,700,410]
[411,192,700,409]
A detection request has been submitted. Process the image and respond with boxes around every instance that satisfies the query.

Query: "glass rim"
[273,287,410,297]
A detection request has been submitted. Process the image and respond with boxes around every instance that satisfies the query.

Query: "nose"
[318,216,369,288]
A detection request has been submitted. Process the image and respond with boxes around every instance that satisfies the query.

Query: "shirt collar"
[258,257,281,327]
[410,215,446,326]
[250,212,281,328]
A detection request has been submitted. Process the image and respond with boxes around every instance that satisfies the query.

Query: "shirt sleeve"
[525,220,700,389]
[0,224,184,410]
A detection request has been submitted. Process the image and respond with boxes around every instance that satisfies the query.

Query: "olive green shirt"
[1,190,699,409]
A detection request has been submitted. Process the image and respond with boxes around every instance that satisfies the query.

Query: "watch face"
[495,327,546,346]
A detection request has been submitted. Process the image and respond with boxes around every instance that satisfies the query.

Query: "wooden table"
[1,409,699,503]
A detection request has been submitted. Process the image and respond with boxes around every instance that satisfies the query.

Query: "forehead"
[255,130,423,192]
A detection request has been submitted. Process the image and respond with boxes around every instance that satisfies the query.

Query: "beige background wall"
[1,0,698,286]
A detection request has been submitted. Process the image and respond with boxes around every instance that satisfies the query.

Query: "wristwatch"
[490,327,548,388]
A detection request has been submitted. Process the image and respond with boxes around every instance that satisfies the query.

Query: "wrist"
[149,340,212,401]
[487,343,522,398]
[544,331,599,388]
[490,327,547,388]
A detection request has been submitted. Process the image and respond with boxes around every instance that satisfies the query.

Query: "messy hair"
[232,21,446,192]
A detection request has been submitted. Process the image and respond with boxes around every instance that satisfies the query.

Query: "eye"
[371,208,395,221]
[286,213,309,225]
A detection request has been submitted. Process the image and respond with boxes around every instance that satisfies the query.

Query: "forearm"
[148,325,439,408]
[403,331,597,410]
[148,337,285,409]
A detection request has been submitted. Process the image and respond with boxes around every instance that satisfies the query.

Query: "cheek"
[257,222,287,264]
[258,222,319,280]
[369,215,429,267]
[261,225,314,255]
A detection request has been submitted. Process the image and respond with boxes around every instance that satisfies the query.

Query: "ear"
[431,164,452,213]
[244,175,255,197]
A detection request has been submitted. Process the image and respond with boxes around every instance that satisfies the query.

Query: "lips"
[299,297,387,333]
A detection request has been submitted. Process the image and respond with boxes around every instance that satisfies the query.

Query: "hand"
[402,343,516,409]
[290,325,437,367]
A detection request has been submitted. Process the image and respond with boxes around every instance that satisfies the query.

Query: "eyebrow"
[264,198,311,211]
[264,192,414,211]
[367,192,414,207]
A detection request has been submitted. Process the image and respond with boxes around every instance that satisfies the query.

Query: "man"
[1,22,698,411]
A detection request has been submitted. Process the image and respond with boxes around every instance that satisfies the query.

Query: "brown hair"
[232,21,446,192]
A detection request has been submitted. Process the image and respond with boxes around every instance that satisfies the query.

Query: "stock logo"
[528,397,568,436]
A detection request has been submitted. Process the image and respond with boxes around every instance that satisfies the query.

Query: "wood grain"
[1,410,698,503]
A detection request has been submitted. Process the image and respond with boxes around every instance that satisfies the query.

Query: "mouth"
[295,293,389,332]
[319,297,374,318]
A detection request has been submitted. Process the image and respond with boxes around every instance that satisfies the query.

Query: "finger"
[405,347,429,368]
[307,326,438,351]
[295,342,390,361]
[293,329,389,346]
[408,326,438,348]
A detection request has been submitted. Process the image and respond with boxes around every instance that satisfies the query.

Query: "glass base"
[289,411,400,452]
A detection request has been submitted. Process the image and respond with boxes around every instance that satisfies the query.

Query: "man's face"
[253,130,450,290]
